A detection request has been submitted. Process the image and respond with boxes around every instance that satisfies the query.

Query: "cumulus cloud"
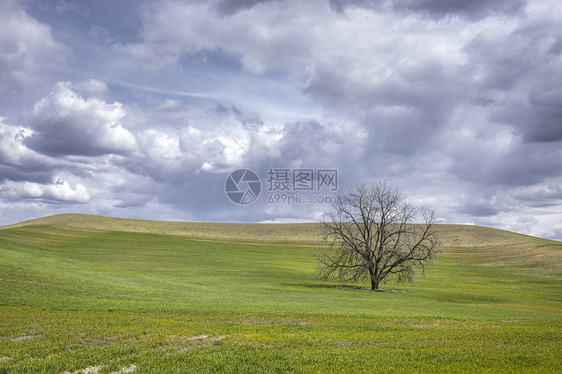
[1,178,90,204]
[25,81,138,157]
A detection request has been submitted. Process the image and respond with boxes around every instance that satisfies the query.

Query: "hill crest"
[1,213,556,248]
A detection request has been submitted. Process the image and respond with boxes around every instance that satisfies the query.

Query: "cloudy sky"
[1,0,561,239]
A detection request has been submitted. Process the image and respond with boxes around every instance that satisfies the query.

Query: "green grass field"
[0,213,561,373]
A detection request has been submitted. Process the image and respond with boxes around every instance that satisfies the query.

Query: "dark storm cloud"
[184,0,526,19]
[307,56,467,157]
[215,0,276,14]
[495,87,562,143]
[328,0,525,19]
[450,140,562,188]
[390,0,526,19]
[110,182,153,209]
[513,185,562,208]
[233,106,264,128]
[457,202,500,217]
[328,0,382,13]
[464,15,562,143]
[0,165,53,184]
[26,0,148,44]
[272,119,357,165]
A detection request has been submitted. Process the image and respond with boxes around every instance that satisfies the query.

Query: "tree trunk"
[370,277,379,291]
[368,267,379,291]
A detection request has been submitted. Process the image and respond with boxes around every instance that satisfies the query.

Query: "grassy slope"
[0,213,560,373]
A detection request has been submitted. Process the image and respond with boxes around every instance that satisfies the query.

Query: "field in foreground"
[0,213,561,373]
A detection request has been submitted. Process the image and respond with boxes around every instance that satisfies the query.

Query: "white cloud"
[0,117,56,184]
[0,118,36,166]
[73,79,109,99]
[2,178,90,204]
[26,81,138,156]
[0,0,66,96]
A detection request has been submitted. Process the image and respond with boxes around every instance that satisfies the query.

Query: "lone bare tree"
[318,182,439,291]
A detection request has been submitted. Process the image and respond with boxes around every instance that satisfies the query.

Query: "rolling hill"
[0,214,560,373]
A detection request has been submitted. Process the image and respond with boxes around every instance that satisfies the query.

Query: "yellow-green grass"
[0,214,560,373]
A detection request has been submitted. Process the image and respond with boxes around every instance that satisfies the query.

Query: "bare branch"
[317,182,440,290]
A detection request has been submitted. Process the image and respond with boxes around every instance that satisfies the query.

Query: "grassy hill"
[0,214,560,373]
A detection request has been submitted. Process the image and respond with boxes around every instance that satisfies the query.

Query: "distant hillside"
[0,213,549,246]
[1,213,560,281]
[2,214,560,277]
